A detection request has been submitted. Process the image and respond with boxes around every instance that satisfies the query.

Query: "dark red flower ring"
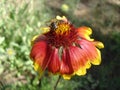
[30,16,104,79]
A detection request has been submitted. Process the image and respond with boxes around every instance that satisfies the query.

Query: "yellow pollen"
[55,24,70,35]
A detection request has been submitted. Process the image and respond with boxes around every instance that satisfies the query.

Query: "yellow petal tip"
[41,27,50,34]
[62,74,72,80]
[93,41,104,49]
[34,62,44,78]
[76,67,87,76]
[87,27,92,35]
[31,35,39,45]
[85,61,91,69]
[91,49,101,65]
[97,42,104,49]
[56,15,67,21]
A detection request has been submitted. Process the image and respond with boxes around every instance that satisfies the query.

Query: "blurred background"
[0,0,120,90]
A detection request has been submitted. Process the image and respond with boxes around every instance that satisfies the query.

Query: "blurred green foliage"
[0,0,120,90]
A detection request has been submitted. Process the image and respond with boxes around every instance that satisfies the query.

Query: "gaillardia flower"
[30,16,104,80]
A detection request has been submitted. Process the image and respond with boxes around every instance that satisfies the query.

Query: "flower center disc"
[45,17,78,48]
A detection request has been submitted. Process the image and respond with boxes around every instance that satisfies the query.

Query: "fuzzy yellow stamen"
[55,24,70,35]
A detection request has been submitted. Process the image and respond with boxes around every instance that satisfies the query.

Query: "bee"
[50,22,58,31]
[49,19,65,31]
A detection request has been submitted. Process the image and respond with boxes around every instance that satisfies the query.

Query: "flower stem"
[54,75,61,90]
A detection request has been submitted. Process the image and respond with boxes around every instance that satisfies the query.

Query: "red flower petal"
[68,46,87,71]
[67,46,91,76]
[77,39,101,65]
[30,41,51,73]
[48,48,60,73]
[30,41,47,62]
[60,48,74,75]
